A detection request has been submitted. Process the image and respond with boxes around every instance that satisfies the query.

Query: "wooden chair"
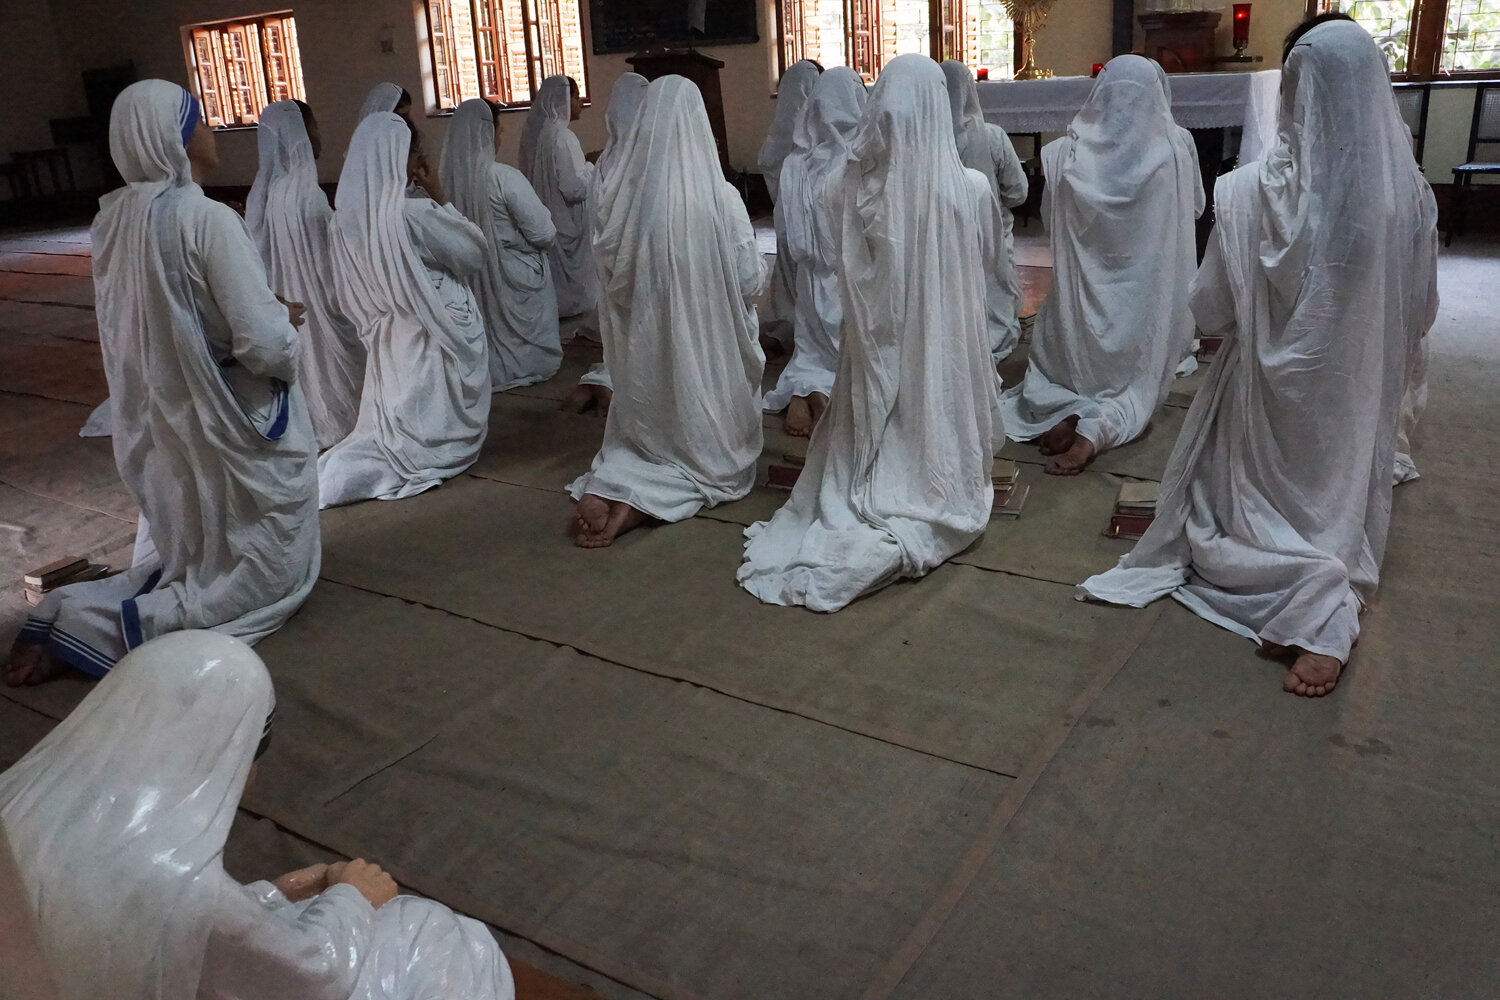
[1392,82,1430,167]
[1448,84,1500,246]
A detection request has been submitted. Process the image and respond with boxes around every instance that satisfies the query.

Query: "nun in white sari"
[317,113,490,506]
[998,55,1203,475]
[1079,19,1439,697]
[738,55,998,613]
[0,630,516,1000]
[757,59,822,341]
[441,98,560,391]
[520,75,597,319]
[7,81,319,685]
[762,68,866,436]
[246,100,365,449]
[941,60,1028,361]
[566,71,650,409]
[568,76,766,547]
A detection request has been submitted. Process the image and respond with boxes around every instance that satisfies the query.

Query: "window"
[423,0,587,110]
[777,0,1015,82]
[184,12,306,128]
[1322,0,1500,76]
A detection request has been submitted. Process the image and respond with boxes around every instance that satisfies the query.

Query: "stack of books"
[992,459,1030,518]
[1195,334,1225,360]
[22,556,110,607]
[766,454,804,491]
[1106,482,1160,540]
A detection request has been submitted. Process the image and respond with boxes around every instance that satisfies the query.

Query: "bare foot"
[5,642,68,687]
[560,384,595,414]
[574,494,610,539]
[1038,415,1080,456]
[1284,651,1344,698]
[785,396,814,437]
[807,392,829,428]
[759,333,789,363]
[1045,434,1095,476]
[576,500,650,548]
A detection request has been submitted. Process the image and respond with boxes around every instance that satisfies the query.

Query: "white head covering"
[939,60,986,158]
[778,67,866,266]
[519,75,574,184]
[330,113,463,362]
[359,81,404,120]
[245,100,319,260]
[594,72,649,194]
[0,631,274,1000]
[757,60,821,194]
[439,98,496,227]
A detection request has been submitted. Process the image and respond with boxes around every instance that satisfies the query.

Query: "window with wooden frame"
[776,0,1016,83]
[184,12,306,128]
[1315,0,1500,77]
[423,0,588,110]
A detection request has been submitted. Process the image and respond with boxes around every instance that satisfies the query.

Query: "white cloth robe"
[199,877,515,1000]
[999,55,1204,455]
[19,81,319,676]
[0,629,514,1000]
[318,114,490,507]
[246,101,365,449]
[441,99,560,391]
[1078,21,1439,663]
[942,60,1028,361]
[568,76,766,522]
[578,72,650,394]
[763,68,867,412]
[758,60,822,337]
[738,55,998,613]
[521,76,598,319]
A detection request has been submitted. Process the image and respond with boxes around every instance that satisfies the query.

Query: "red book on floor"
[1105,513,1155,540]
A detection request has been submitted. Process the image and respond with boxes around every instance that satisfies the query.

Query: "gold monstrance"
[1004,0,1059,79]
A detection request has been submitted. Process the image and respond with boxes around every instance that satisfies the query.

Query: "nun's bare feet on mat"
[1284,652,1343,697]
[1038,415,1079,456]
[576,500,649,548]
[561,385,595,414]
[785,396,814,437]
[1258,641,1296,662]
[5,643,67,687]
[808,392,828,427]
[1045,434,1095,476]
[574,495,610,539]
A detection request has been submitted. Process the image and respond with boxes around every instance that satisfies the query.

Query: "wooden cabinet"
[1137,11,1222,74]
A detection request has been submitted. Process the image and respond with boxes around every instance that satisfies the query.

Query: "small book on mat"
[1105,482,1160,539]
[1196,335,1225,359]
[24,556,88,591]
[992,459,1019,488]
[993,483,1030,518]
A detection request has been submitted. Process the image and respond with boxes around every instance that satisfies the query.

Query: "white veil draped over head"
[939,60,990,174]
[738,54,997,612]
[591,72,649,203]
[326,113,489,482]
[0,631,274,1000]
[757,59,821,199]
[440,98,496,226]
[1078,21,1439,662]
[359,82,403,120]
[519,75,573,184]
[778,67,866,269]
[245,100,319,260]
[571,75,765,519]
[1000,54,1202,452]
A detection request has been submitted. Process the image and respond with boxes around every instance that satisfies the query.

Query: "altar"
[976,69,1280,137]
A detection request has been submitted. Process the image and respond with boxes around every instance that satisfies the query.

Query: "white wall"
[0,0,1491,193]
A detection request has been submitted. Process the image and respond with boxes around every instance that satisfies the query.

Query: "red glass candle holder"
[1232,3,1252,52]
[1091,62,1104,77]
[977,67,990,80]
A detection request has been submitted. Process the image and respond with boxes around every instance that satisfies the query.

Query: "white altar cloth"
[977,70,1279,134]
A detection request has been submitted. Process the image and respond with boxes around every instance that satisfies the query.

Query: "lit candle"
[1232,3,1252,49]
[1091,63,1104,77]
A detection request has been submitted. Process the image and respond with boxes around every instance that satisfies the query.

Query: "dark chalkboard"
[589,0,760,55]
